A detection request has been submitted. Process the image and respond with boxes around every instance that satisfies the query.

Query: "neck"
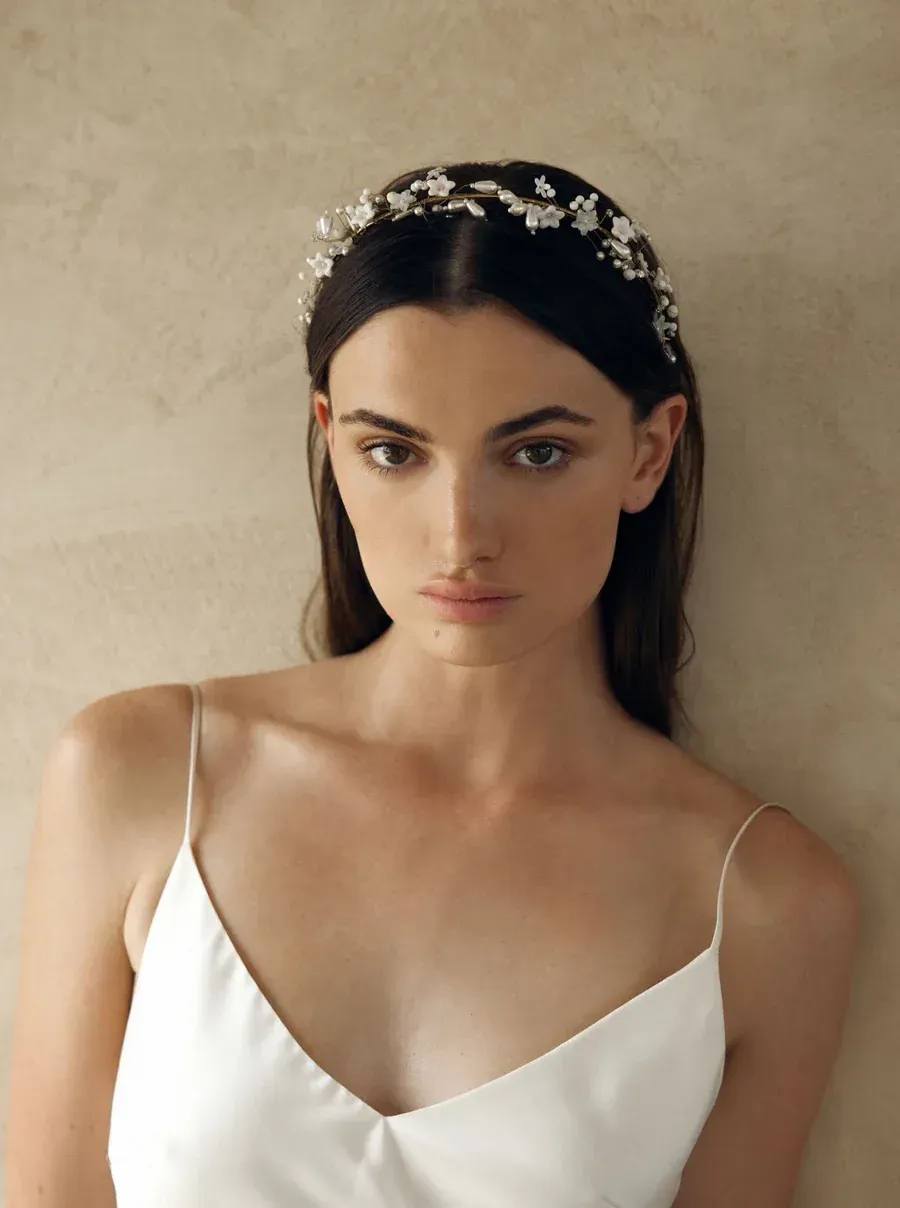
[339,605,639,798]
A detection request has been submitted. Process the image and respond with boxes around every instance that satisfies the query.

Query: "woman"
[7,159,860,1207]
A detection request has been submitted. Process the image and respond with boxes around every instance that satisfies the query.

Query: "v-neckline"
[174,839,722,1126]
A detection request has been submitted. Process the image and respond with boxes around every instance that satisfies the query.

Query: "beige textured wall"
[1,0,897,1202]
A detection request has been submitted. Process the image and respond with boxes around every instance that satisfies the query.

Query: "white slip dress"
[107,681,790,1207]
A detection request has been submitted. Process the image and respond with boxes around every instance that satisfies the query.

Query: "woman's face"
[314,302,685,661]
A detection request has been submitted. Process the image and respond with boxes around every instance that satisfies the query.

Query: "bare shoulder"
[62,678,193,765]
[663,765,861,1202]
[54,680,203,867]
[667,746,861,1045]
[39,677,255,926]
[5,679,202,1202]
[64,673,276,837]
[664,741,858,904]
[727,790,860,1041]
[713,775,860,966]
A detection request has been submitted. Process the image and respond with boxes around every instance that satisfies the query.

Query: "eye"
[356,440,416,477]
[356,440,574,477]
[510,442,572,473]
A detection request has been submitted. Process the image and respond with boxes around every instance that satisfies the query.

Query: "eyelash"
[355,440,574,478]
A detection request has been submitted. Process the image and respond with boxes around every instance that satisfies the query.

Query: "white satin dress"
[107,681,789,1207]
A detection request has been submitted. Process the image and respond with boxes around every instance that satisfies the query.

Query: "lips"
[421,582,518,601]
[421,592,520,622]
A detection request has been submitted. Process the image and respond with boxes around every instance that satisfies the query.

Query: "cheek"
[523,489,622,595]
[333,473,409,583]
[331,463,376,531]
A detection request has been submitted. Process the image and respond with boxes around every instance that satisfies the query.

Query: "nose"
[433,462,502,567]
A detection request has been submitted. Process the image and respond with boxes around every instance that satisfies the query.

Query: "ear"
[622,394,688,514]
[312,392,333,450]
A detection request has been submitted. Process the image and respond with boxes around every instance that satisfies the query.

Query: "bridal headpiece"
[295,167,680,364]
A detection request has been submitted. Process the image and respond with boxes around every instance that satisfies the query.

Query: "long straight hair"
[298,159,705,741]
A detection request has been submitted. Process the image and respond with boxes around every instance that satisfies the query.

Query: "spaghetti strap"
[711,801,791,950]
[184,682,202,850]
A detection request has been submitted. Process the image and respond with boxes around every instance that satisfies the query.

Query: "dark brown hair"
[298,158,705,741]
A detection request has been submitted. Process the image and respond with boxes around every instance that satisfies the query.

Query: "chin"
[410,614,551,668]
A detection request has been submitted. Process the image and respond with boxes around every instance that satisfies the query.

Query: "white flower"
[534,174,556,199]
[426,166,447,179]
[611,215,637,243]
[653,267,673,293]
[538,204,566,229]
[306,252,334,278]
[572,207,599,235]
[346,198,377,228]
[653,313,677,340]
[386,188,416,213]
[425,173,455,196]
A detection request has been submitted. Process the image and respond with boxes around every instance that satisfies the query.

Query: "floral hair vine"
[295,167,680,364]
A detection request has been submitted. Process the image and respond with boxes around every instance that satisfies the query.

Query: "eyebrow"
[336,403,597,445]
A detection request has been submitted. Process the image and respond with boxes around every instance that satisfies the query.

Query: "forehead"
[328,303,625,413]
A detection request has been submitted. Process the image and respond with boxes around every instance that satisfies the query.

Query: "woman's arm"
[674,816,861,1207]
[5,694,161,1206]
